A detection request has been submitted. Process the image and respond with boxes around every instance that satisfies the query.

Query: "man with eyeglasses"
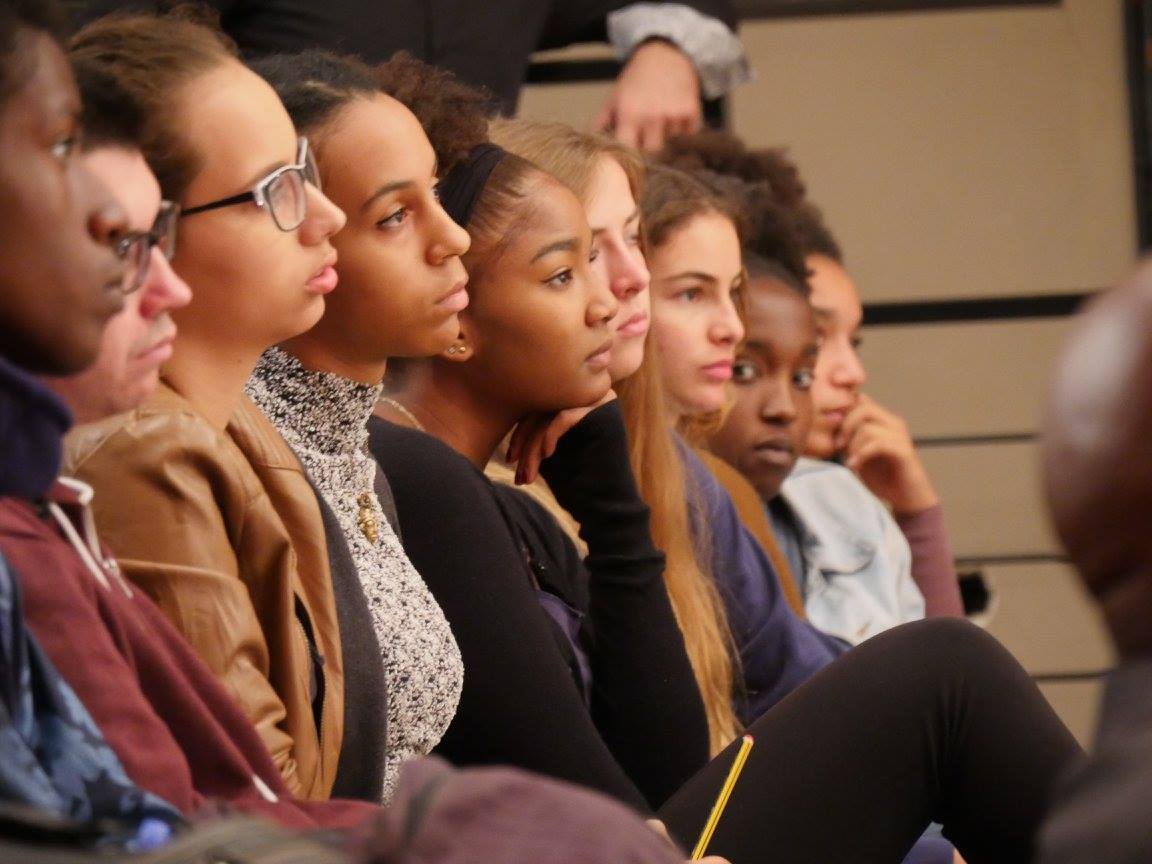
[45,149,190,421]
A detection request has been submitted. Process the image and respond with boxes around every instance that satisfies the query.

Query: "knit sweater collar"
[0,356,73,499]
[247,347,382,456]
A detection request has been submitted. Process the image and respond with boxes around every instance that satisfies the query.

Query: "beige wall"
[522,0,1135,744]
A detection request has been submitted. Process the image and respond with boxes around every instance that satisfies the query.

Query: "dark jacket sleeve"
[366,417,651,812]
[679,442,847,724]
[539,0,736,50]
[539,401,711,807]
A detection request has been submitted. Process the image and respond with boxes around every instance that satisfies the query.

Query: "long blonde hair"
[492,119,741,753]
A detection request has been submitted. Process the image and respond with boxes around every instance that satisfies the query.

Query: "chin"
[608,344,645,383]
[804,428,837,459]
[286,296,328,341]
[685,389,727,417]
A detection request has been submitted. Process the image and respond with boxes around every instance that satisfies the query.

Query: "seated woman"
[491,120,834,730]
[677,182,926,644]
[661,130,963,619]
[63,13,365,802]
[258,61,1082,861]
[485,119,743,751]
[243,50,470,804]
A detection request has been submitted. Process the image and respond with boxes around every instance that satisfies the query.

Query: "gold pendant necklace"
[356,491,379,544]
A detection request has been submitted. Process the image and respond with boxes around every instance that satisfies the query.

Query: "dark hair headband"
[439,143,507,227]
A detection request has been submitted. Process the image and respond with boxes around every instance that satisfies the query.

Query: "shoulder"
[784,457,883,513]
[65,384,225,472]
[66,385,260,506]
[367,416,498,516]
[227,395,304,472]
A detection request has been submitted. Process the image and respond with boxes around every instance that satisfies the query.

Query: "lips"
[306,254,339,295]
[136,334,175,367]
[753,438,795,467]
[615,311,649,338]
[585,339,613,370]
[701,360,734,382]
[821,408,849,428]
[435,278,470,314]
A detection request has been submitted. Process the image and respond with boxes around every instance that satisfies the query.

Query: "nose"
[586,271,620,328]
[829,338,867,389]
[138,248,193,318]
[82,163,130,252]
[428,199,471,264]
[607,244,649,302]
[709,294,745,345]
[761,372,798,424]
[299,185,347,243]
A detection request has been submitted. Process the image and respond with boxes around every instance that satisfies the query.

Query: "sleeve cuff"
[606,3,752,99]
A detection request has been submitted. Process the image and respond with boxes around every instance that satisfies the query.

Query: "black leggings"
[658,619,1082,864]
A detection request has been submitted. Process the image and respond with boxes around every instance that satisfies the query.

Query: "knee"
[866,618,1021,683]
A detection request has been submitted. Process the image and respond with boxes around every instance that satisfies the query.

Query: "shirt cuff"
[606,3,752,99]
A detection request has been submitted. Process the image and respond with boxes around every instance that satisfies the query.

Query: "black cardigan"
[366,402,709,810]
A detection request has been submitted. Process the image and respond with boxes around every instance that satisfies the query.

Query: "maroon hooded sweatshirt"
[0,358,376,830]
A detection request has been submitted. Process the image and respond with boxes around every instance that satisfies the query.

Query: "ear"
[441,324,473,362]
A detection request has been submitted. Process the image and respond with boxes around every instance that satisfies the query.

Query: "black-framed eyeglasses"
[113,200,179,295]
[181,137,320,233]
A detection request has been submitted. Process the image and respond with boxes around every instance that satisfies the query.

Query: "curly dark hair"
[660,130,807,210]
[741,182,810,288]
[375,51,494,175]
[250,49,378,146]
[790,200,843,263]
[660,129,843,264]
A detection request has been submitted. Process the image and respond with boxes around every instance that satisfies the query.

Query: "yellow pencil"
[690,734,755,860]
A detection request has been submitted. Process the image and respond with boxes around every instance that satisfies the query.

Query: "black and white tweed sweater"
[247,347,462,803]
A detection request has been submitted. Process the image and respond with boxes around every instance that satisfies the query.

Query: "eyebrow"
[530,237,577,263]
[812,306,837,322]
[361,180,414,212]
[243,159,288,189]
[590,209,640,237]
[665,270,719,285]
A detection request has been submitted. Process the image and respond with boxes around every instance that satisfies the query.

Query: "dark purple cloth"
[894,504,964,618]
[677,439,848,724]
[0,358,71,499]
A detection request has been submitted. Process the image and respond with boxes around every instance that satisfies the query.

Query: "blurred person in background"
[72,0,749,151]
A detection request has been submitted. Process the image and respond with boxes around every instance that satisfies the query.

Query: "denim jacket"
[776,458,925,645]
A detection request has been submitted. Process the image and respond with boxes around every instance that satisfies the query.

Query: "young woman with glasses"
[62,13,355,803]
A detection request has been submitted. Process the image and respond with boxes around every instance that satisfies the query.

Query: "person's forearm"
[542,403,711,805]
[606,3,750,98]
[894,504,963,618]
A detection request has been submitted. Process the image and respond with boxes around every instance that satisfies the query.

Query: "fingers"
[837,394,906,453]
[615,114,641,150]
[845,437,887,472]
[507,395,617,484]
[592,97,616,134]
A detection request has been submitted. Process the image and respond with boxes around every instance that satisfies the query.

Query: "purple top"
[678,440,848,723]
[894,505,964,618]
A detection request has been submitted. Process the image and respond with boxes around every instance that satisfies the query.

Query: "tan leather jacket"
[63,383,345,800]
